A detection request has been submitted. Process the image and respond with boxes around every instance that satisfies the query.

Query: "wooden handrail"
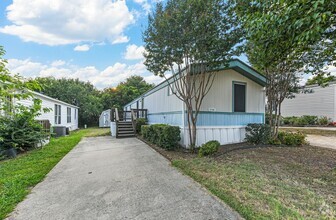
[115,108,119,122]
[131,109,137,135]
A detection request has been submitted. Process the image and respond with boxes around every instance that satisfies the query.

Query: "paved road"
[306,135,336,150]
[8,137,241,220]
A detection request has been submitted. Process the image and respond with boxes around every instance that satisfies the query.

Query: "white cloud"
[0,0,135,46]
[133,0,151,14]
[124,44,145,60]
[7,58,165,89]
[51,60,66,67]
[74,44,90,52]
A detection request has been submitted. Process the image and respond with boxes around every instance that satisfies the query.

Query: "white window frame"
[55,104,61,124]
[67,107,71,123]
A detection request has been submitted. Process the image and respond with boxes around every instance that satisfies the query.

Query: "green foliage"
[317,116,330,126]
[0,46,41,110]
[141,125,150,140]
[245,123,271,145]
[101,76,154,110]
[33,77,103,127]
[236,0,335,76]
[235,1,335,137]
[277,132,306,146]
[144,0,243,76]
[0,99,48,152]
[141,124,180,150]
[0,46,47,155]
[144,0,243,148]
[135,118,147,134]
[282,115,330,126]
[306,74,336,87]
[198,140,220,157]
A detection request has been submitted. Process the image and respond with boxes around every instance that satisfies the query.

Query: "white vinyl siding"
[15,93,79,130]
[282,84,336,122]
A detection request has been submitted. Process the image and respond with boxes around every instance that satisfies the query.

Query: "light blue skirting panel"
[194,111,264,126]
[148,111,183,126]
[147,111,264,127]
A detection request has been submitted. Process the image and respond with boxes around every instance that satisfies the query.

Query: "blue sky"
[0,0,165,89]
[2,0,330,89]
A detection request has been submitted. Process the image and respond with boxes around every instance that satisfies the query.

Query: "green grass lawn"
[149,143,336,219]
[0,127,110,219]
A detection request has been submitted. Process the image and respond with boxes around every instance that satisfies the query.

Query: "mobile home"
[282,83,336,122]
[15,91,79,131]
[124,59,266,147]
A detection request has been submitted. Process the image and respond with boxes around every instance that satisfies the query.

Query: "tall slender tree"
[143,0,243,149]
[235,0,336,136]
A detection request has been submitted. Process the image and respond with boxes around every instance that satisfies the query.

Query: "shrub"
[278,131,306,146]
[268,138,281,145]
[0,102,48,152]
[282,116,298,126]
[317,116,330,126]
[282,115,323,126]
[198,140,220,157]
[245,123,271,145]
[136,118,147,134]
[141,125,150,139]
[141,124,181,150]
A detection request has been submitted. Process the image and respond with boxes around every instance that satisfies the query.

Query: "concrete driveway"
[8,136,241,220]
[306,135,336,150]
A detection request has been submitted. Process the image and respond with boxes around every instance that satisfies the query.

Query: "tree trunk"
[191,117,197,151]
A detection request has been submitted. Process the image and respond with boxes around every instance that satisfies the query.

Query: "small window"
[168,84,175,96]
[67,107,71,123]
[55,104,61,124]
[233,83,246,112]
[74,109,77,120]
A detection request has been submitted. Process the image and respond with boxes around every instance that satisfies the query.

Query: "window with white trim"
[233,83,246,112]
[67,107,71,123]
[55,104,61,124]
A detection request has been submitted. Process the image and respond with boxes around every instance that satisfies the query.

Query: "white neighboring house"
[124,59,266,147]
[99,109,111,128]
[15,91,79,131]
[282,83,336,123]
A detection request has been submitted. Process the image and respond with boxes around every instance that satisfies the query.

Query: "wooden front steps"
[116,121,135,138]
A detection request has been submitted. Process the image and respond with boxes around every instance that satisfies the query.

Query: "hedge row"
[141,124,180,150]
[282,115,331,126]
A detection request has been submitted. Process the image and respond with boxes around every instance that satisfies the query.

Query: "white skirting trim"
[182,126,246,148]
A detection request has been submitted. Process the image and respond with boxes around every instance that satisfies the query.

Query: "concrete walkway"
[8,137,241,220]
[306,135,336,150]
[281,126,336,131]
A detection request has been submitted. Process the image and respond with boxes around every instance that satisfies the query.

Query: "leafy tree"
[0,46,41,109]
[143,0,243,149]
[33,77,103,127]
[1,46,47,153]
[306,74,336,86]
[235,0,336,137]
[101,75,154,110]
